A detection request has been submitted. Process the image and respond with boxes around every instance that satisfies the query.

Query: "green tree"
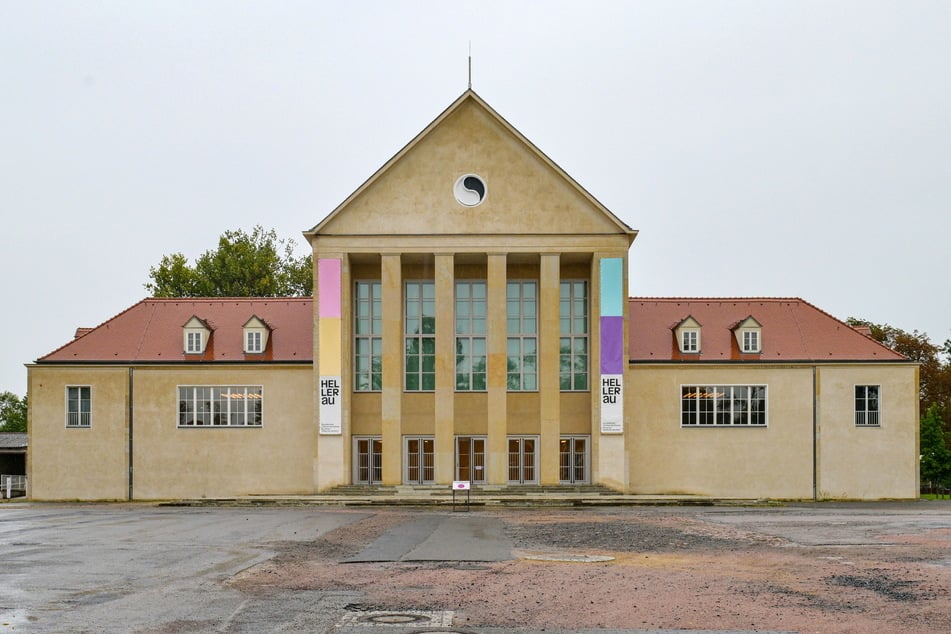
[0,391,27,433]
[146,226,312,297]
[920,404,951,490]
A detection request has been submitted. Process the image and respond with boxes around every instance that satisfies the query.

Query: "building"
[27,90,919,500]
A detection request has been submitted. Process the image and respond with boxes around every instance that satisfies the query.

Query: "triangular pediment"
[306,90,635,241]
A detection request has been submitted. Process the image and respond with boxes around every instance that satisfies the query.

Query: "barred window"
[507,280,537,391]
[855,385,880,426]
[559,280,588,391]
[456,281,487,391]
[66,386,91,428]
[354,281,382,391]
[681,385,767,427]
[178,386,262,427]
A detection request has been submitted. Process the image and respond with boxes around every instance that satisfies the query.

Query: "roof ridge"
[793,297,909,361]
[629,296,804,302]
[146,296,312,303]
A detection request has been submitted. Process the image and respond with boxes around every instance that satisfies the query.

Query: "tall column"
[434,254,455,483]
[486,253,508,484]
[539,253,561,484]
[381,254,403,485]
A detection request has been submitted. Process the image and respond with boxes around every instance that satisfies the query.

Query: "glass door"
[353,437,382,485]
[559,436,589,484]
[404,437,435,484]
[507,436,538,484]
[455,436,486,483]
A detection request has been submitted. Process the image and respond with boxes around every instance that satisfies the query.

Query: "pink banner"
[318,259,341,318]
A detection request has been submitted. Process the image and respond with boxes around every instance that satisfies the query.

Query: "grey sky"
[3,1,949,396]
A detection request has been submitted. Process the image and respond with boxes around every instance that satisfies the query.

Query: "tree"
[146,226,312,297]
[0,391,27,433]
[920,404,951,491]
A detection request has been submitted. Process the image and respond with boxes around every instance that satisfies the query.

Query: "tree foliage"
[920,404,951,489]
[0,391,27,433]
[146,226,312,297]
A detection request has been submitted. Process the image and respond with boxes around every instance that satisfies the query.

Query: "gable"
[308,91,635,241]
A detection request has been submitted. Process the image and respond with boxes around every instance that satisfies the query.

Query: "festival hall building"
[27,91,919,500]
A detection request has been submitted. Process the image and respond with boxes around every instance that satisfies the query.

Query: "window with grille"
[559,280,588,391]
[405,281,435,391]
[455,280,487,391]
[855,385,880,426]
[178,386,263,427]
[354,281,382,391]
[66,386,91,428]
[681,385,767,426]
[506,280,537,391]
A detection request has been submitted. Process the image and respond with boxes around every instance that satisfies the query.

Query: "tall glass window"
[456,281,487,391]
[66,386,91,427]
[405,281,435,391]
[354,281,382,391]
[559,280,588,390]
[507,280,537,391]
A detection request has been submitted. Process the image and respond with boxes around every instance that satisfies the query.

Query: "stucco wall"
[627,365,816,499]
[816,365,918,499]
[29,364,315,500]
[28,366,130,500]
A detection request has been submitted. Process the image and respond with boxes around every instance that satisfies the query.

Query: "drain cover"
[337,609,454,627]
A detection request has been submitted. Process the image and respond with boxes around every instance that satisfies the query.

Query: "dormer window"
[733,316,762,354]
[674,316,702,354]
[186,331,203,353]
[243,316,271,355]
[182,316,212,355]
[682,330,699,352]
[743,330,759,353]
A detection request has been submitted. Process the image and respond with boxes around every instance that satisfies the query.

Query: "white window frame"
[742,330,760,353]
[403,435,435,484]
[65,385,91,428]
[177,385,263,427]
[855,385,881,427]
[681,384,768,427]
[507,280,538,391]
[455,435,487,483]
[681,329,699,353]
[186,331,203,354]
[559,280,588,391]
[245,330,262,353]
[559,435,590,484]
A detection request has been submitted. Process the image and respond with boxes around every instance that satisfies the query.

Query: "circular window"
[453,174,487,207]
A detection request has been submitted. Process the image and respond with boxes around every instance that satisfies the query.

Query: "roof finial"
[468,41,472,89]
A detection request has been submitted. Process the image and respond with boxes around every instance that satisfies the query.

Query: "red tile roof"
[629,298,906,363]
[38,298,313,363]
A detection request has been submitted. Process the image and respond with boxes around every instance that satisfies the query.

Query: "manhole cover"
[337,609,454,627]
[522,553,615,563]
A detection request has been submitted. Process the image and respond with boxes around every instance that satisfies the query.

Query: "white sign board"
[452,481,471,491]
[319,375,342,435]
[600,374,624,434]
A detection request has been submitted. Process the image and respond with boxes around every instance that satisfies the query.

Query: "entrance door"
[559,436,589,484]
[353,437,382,485]
[455,436,486,483]
[404,437,435,484]
[507,436,538,484]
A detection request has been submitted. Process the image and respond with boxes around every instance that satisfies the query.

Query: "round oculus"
[453,174,487,207]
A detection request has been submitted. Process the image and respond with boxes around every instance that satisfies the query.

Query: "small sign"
[452,481,471,490]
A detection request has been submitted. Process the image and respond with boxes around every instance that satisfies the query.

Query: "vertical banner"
[318,258,342,435]
[599,258,624,433]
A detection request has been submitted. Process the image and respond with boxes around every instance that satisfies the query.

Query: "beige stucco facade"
[29,364,313,500]
[26,90,919,501]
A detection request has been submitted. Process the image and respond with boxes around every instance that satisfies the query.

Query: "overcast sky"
[2,1,950,396]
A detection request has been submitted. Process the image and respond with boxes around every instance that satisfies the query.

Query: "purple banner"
[600,316,624,374]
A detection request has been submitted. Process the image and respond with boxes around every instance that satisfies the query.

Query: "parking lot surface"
[1,502,950,633]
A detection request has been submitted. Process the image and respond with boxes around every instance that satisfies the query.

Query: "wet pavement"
[1,501,949,632]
